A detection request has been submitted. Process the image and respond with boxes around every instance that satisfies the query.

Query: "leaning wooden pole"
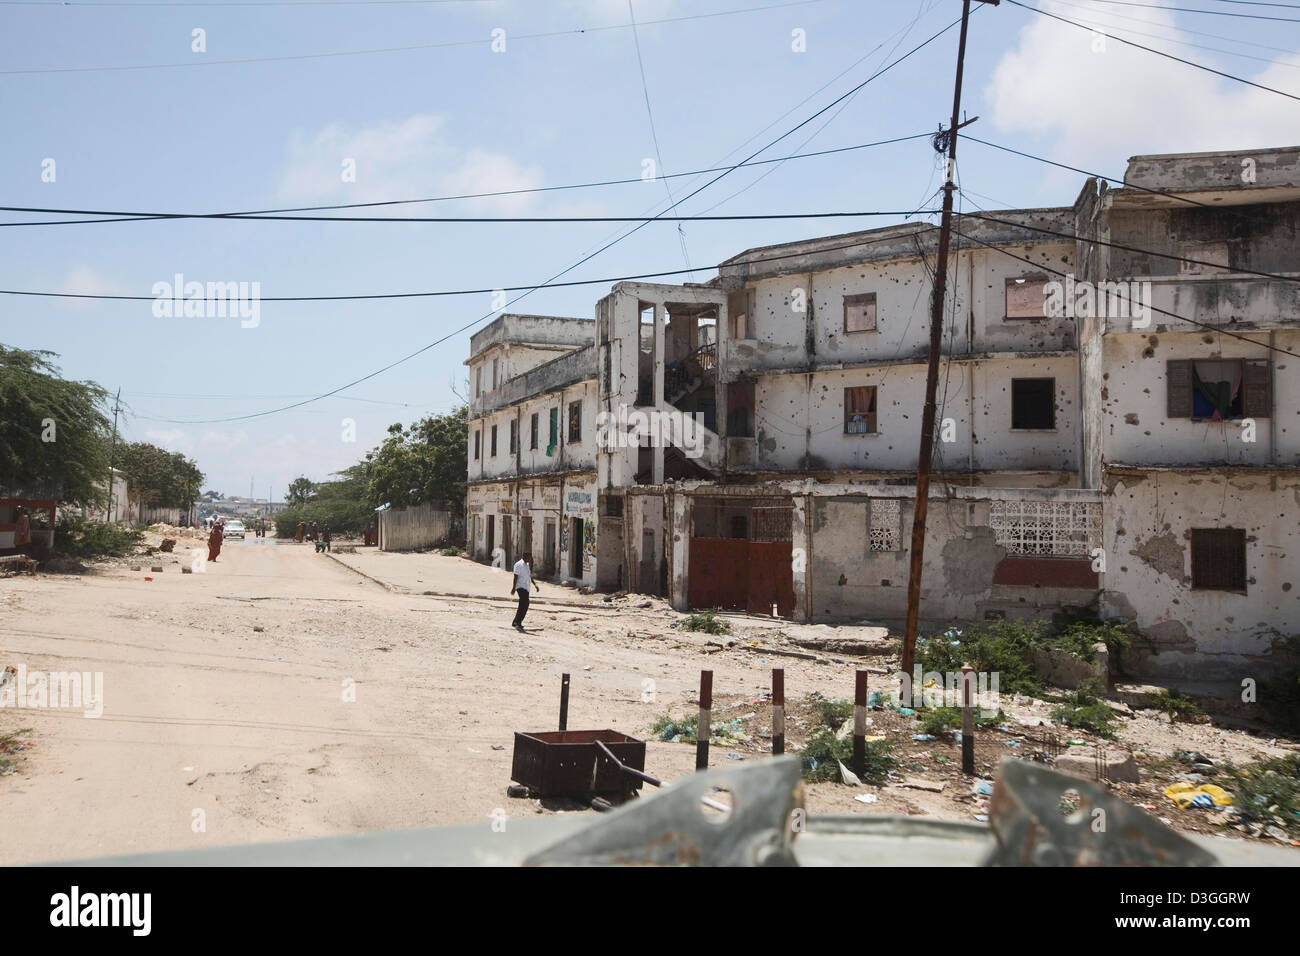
[901,0,998,679]
[696,670,712,771]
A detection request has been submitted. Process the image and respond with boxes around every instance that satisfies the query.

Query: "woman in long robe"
[207,522,223,562]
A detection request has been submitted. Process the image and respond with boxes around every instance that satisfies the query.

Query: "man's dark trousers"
[512,588,529,628]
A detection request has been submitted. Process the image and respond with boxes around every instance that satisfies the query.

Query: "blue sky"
[2,0,1296,498]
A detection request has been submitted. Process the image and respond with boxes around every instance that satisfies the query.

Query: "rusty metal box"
[511,729,647,797]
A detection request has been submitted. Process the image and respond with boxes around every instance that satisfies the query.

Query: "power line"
[955,209,1300,284]
[0,0,826,75]
[0,132,934,227]
[89,14,969,425]
[0,209,942,228]
[1005,0,1300,102]
[952,218,1300,360]
[962,135,1286,229]
[1082,0,1300,22]
[1040,0,1300,71]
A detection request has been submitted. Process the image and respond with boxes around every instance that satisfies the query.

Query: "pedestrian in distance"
[511,552,538,631]
[322,526,332,553]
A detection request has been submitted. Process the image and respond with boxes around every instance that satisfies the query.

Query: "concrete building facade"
[465,146,1300,680]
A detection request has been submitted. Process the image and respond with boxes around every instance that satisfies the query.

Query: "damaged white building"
[465,146,1300,681]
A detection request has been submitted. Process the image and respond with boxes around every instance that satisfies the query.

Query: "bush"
[1151,689,1206,723]
[53,516,143,559]
[918,705,1004,737]
[1050,679,1117,738]
[801,730,894,784]
[806,692,853,731]
[1214,755,1300,836]
[440,546,465,557]
[916,619,1046,696]
[675,610,730,635]
[649,712,746,745]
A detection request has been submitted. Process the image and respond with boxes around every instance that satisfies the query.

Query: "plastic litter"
[839,761,862,786]
[912,733,936,741]
[1004,740,1021,748]
[973,780,995,796]
[1164,782,1233,810]
[854,793,879,805]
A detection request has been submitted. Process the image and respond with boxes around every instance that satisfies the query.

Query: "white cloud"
[57,265,128,310]
[276,114,543,211]
[983,1,1300,180]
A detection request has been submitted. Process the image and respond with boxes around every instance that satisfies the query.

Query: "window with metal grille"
[692,497,792,541]
[989,500,1099,557]
[530,413,539,450]
[1190,528,1247,591]
[868,498,901,552]
[844,293,877,333]
[1012,378,1056,430]
[844,386,877,435]
[603,495,624,518]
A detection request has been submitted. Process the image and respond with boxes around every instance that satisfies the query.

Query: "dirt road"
[0,539,855,863]
[4,538,1296,863]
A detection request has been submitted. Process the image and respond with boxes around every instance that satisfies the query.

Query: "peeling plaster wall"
[1102,329,1299,467]
[1103,470,1300,680]
[749,356,1078,475]
[807,492,1100,624]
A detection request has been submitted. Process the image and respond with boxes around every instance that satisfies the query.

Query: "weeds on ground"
[916,619,1133,698]
[649,712,746,745]
[53,516,143,559]
[1213,754,1300,836]
[800,731,894,784]
[0,728,33,776]
[440,546,465,557]
[917,706,1004,738]
[806,692,853,731]
[1151,689,1207,724]
[1050,679,1117,738]
[675,610,731,636]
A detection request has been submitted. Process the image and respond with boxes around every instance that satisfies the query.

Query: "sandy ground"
[2,538,1297,864]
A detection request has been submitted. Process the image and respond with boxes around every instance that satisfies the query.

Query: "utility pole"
[900,0,998,680]
[106,387,122,523]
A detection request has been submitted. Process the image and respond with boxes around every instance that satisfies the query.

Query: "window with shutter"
[1242,360,1271,419]
[1190,528,1246,591]
[844,293,877,333]
[1166,360,1193,418]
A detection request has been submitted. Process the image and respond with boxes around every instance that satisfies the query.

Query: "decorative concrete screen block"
[868,498,901,552]
[989,500,1100,557]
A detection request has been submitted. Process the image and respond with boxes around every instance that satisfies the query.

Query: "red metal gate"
[688,498,794,617]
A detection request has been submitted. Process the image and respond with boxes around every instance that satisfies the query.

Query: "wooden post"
[558,672,570,731]
[696,670,712,771]
[772,668,785,756]
[961,664,975,775]
[853,670,867,779]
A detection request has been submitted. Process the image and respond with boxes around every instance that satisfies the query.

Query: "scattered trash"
[973,780,994,796]
[726,753,745,761]
[865,691,884,708]
[894,707,915,716]
[1164,782,1233,809]
[912,733,936,742]
[839,761,862,786]
[973,813,989,823]
[1004,740,1021,748]
[854,793,878,805]
[491,745,505,751]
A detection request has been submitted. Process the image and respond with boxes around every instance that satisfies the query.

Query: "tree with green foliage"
[286,476,315,506]
[0,345,112,507]
[363,407,467,511]
[274,465,372,537]
[117,441,203,512]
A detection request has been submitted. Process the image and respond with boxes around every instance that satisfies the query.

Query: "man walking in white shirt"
[511,553,538,631]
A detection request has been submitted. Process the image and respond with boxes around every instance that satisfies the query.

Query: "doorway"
[486,514,495,564]
[543,519,557,575]
[570,517,584,578]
